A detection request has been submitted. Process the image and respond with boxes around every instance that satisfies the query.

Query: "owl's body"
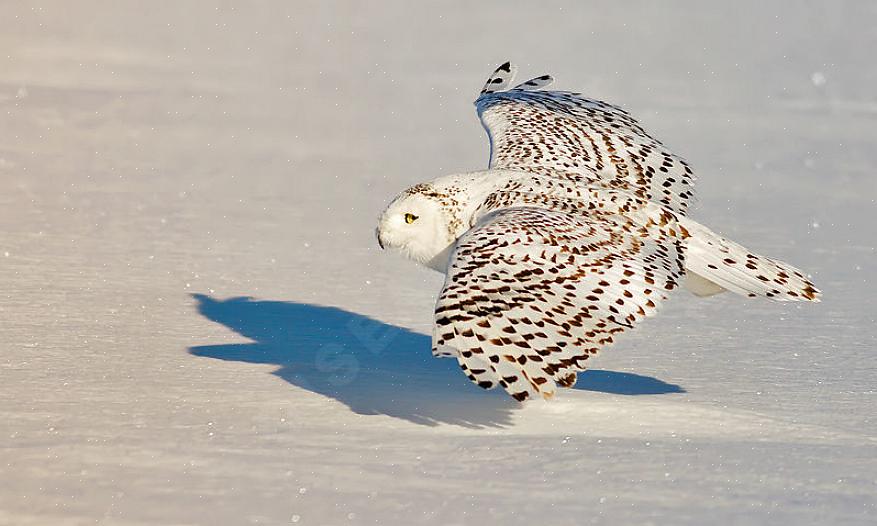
[376,63,820,401]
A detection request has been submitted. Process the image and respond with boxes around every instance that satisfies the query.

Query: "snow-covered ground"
[1,2,875,524]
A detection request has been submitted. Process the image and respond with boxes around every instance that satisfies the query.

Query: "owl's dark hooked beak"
[376,228,385,250]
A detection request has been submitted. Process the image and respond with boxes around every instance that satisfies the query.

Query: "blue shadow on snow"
[189,294,684,428]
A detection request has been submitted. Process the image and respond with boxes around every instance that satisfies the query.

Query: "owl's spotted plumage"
[477,63,695,214]
[376,62,820,401]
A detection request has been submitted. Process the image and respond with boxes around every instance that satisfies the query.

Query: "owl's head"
[376,183,462,271]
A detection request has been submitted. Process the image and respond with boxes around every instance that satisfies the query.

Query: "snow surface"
[1,2,875,524]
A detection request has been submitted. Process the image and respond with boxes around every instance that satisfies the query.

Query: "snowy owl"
[376,62,820,401]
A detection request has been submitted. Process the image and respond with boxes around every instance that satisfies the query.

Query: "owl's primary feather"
[376,63,820,401]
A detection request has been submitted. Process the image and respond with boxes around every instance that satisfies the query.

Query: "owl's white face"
[376,191,457,272]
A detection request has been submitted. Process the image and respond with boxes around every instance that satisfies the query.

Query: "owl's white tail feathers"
[681,221,821,302]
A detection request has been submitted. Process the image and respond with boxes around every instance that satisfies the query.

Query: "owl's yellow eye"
[404,213,418,224]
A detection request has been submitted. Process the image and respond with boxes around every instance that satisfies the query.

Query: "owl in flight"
[376,62,820,401]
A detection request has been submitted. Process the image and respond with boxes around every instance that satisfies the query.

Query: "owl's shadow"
[189,294,684,428]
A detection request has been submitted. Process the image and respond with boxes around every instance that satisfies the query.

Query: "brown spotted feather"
[432,202,687,400]
[476,83,695,215]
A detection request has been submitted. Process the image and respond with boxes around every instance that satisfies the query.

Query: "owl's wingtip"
[479,61,519,95]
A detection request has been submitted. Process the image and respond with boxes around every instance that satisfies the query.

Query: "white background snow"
[1,2,875,524]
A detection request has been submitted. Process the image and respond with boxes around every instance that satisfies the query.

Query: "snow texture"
[1,2,875,525]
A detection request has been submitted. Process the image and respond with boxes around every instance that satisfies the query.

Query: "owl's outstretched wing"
[432,206,686,401]
[475,62,695,215]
